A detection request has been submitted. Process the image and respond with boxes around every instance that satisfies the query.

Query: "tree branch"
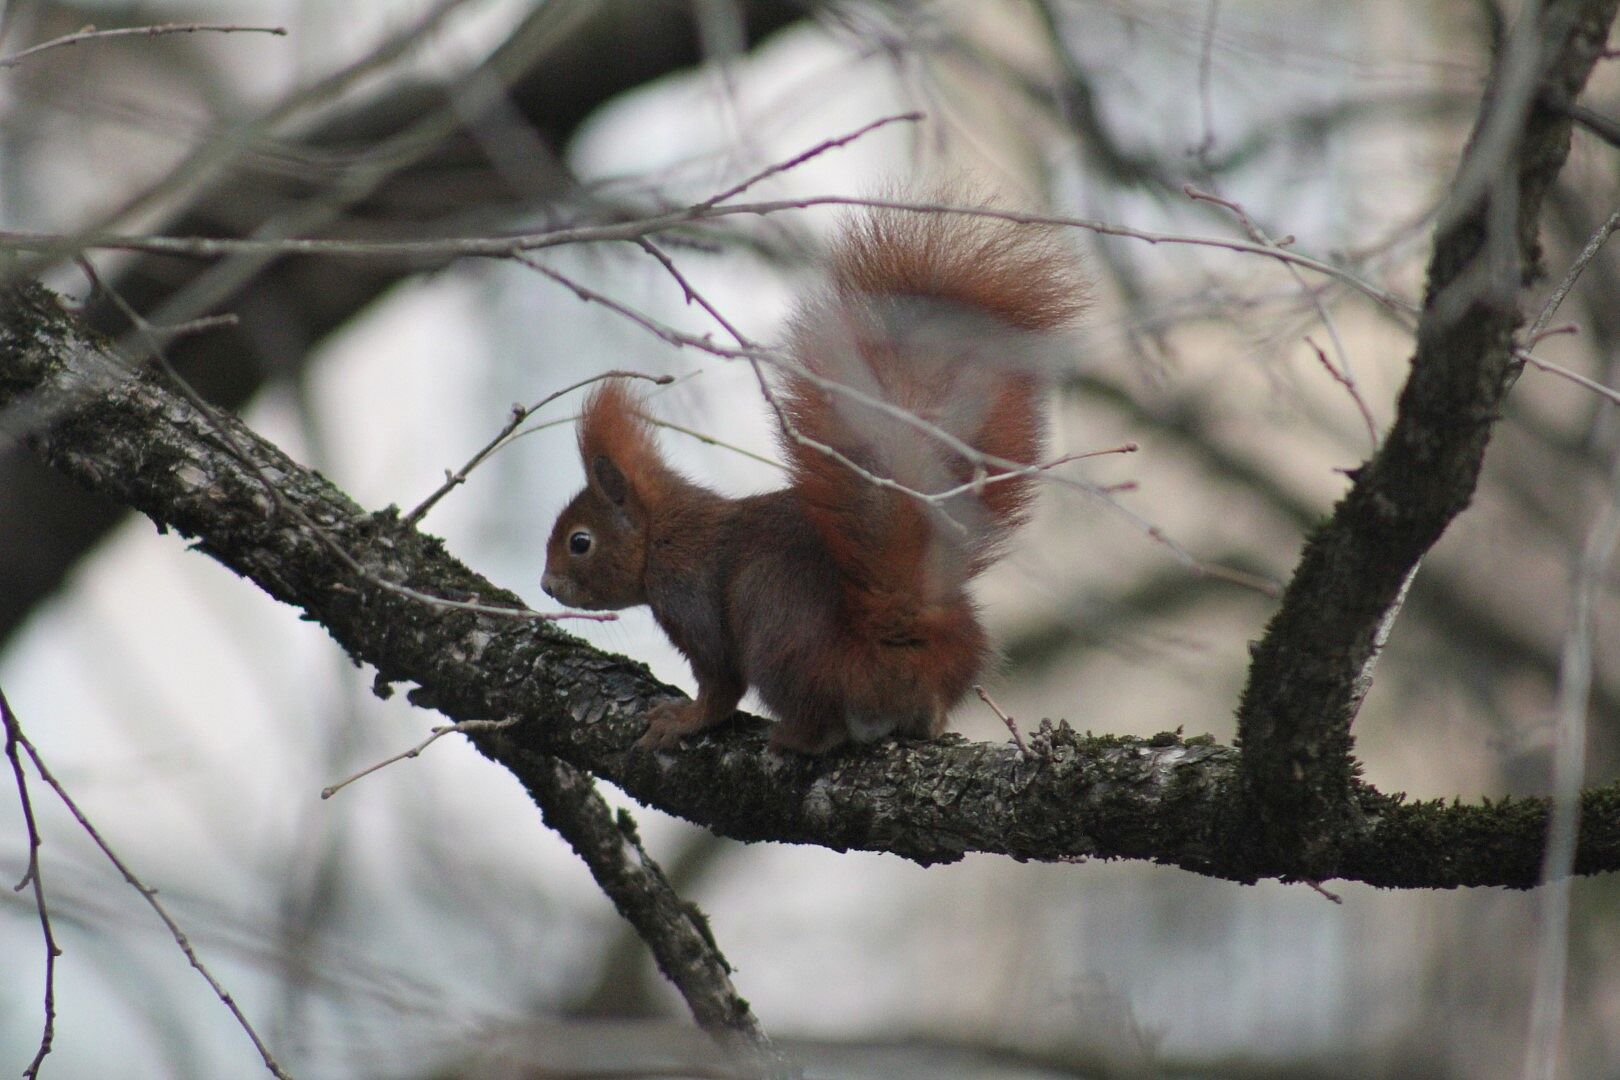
[5,280,1620,889]
[0,289,774,1055]
[1233,0,1619,877]
[507,753,781,1066]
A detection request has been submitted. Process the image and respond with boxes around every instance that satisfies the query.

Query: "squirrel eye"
[568,530,592,556]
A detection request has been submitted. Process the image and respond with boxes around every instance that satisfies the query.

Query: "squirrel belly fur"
[541,207,1086,754]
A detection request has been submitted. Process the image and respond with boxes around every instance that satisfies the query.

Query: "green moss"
[0,282,79,403]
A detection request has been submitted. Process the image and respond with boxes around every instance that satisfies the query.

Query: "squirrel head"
[540,381,662,611]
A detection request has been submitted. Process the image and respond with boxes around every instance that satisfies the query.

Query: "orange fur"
[781,205,1086,596]
[828,203,1087,331]
[541,203,1087,753]
[577,381,676,511]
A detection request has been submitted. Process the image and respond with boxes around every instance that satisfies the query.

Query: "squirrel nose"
[540,574,558,600]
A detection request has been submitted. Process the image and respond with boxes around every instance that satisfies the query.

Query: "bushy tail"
[779,203,1086,604]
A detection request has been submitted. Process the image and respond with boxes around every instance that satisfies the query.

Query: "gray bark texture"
[2,0,1618,935]
[3,275,1620,890]
[1233,0,1620,878]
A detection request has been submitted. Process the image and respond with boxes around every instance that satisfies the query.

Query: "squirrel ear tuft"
[592,454,629,505]
[578,379,668,513]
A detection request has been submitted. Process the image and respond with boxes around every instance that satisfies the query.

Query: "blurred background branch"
[5,0,1620,1075]
[0,0,811,647]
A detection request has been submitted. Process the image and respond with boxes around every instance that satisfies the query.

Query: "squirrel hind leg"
[767,711,848,755]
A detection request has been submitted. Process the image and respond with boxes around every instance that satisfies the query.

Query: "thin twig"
[0,22,286,69]
[1186,185,1379,448]
[1529,204,1620,339]
[1,687,59,1080]
[322,719,517,800]
[81,263,608,622]
[335,580,616,621]
[0,197,1417,316]
[492,414,577,447]
[973,685,1029,756]
[697,111,923,208]
[6,697,292,1078]
[402,370,673,527]
[518,254,727,351]
[647,417,784,469]
[1527,323,1579,347]
[1304,880,1344,904]
[1306,336,1380,447]
[633,237,757,346]
[1517,349,1620,408]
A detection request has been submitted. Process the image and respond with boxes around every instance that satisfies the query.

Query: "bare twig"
[0,22,286,70]
[973,685,1029,756]
[82,262,608,623]
[1306,336,1381,448]
[0,197,1417,316]
[1186,185,1379,448]
[402,370,673,527]
[321,719,518,800]
[518,254,732,352]
[1517,349,1620,408]
[1527,323,1579,347]
[1529,204,1620,340]
[633,237,758,347]
[1304,880,1344,904]
[341,581,616,621]
[1,687,60,1080]
[648,417,785,469]
[6,696,292,1078]
[697,110,923,208]
[1144,532,1282,597]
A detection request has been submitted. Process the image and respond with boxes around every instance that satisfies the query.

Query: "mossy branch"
[4,279,1619,888]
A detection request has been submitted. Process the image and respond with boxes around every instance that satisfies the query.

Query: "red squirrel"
[541,206,1085,753]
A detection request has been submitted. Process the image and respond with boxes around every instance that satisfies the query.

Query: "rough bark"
[1233,0,1620,879]
[6,280,1620,888]
[0,283,782,1056]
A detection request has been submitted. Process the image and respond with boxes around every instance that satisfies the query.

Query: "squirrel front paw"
[635,700,711,750]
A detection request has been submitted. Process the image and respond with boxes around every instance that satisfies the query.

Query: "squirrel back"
[542,204,1086,752]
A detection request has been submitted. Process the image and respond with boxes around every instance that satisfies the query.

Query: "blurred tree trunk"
[0,0,808,644]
